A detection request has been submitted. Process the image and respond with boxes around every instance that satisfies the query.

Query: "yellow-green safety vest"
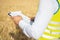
[38,0,60,40]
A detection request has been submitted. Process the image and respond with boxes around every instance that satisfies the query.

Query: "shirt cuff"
[18,20,26,30]
[18,20,31,37]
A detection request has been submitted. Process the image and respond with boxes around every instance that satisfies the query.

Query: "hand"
[11,16,22,24]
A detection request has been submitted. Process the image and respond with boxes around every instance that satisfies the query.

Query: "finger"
[10,16,17,19]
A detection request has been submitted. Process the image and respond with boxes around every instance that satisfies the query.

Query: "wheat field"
[0,0,39,40]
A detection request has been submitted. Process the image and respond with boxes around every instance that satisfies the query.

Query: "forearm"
[18,0,58,39]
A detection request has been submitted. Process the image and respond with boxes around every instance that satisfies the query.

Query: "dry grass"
[0,0,39,40]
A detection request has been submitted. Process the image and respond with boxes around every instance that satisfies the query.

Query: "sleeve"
[18,20,32,38]
[18,0,58,39]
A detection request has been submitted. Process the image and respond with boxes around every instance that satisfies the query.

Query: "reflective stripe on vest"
[38,0,60,40]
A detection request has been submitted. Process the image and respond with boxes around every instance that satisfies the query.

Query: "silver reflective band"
[49,21,60,24]
[45,29,60,34]
[52,32,60,34]
[48,26,60,30]
[45,29,50,33]
[42,34,55,39]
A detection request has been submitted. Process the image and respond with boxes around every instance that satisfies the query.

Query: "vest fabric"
[38,0,60,40]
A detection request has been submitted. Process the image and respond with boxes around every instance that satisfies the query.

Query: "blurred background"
[0,0,39,40]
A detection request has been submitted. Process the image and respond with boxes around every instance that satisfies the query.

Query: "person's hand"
[11,16,22,24]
